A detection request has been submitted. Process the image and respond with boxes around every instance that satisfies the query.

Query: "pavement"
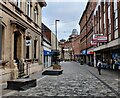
[1,66,53,97]
[1,61,120,97]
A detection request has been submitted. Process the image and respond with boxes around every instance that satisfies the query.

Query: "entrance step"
[42,70,63,75]
[7,78,36,90]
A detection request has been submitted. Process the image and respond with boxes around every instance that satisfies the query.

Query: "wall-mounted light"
[35,36,38,40]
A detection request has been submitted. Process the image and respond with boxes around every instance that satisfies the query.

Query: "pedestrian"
[97,60,102,75]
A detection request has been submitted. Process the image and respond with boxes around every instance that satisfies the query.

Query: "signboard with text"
[97,36,107,42]
[92,34,107,43]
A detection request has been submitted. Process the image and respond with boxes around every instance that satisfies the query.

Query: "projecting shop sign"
[92,34,107,43]
[97,36,107,42]
[26,40,31,46]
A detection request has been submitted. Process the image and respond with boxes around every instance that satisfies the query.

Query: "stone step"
[42,69,63,75]
[7,78,36,90]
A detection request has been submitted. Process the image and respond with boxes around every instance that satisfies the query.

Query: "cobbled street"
[3,62,120,97]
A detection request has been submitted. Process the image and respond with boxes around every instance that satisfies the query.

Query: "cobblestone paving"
[5,62,118,97]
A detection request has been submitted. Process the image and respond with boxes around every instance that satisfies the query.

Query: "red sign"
[92,34,107,43]
[97,36,107,42]
[87,51,94,54]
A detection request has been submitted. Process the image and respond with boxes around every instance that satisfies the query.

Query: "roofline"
[78,1,90,25]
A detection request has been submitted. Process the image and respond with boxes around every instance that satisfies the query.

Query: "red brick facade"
[78,0,120,68]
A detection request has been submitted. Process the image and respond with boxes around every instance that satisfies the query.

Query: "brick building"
[0,0,46,82]
[79,0,120,69]
[79,1,97,65]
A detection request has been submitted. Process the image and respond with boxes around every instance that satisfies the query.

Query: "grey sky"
[42,0,88,40]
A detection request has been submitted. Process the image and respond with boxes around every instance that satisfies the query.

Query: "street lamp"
[55,20,60,64]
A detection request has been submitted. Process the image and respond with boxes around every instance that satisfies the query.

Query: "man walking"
[97,60,102,75]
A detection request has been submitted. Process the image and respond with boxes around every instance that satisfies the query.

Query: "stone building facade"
[0,0,46,82]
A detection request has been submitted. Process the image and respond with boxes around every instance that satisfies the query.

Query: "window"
[108,5,111,34]
[26,0,31,17]
[0,25,3,60]
[26,36,30,59]
[108,6,111,24]
[34,40,37,58]
[34,7,38,23]
[114,1,118,30]
[100,18,102,33]
[104,13,106,29]
[14,0,21,8]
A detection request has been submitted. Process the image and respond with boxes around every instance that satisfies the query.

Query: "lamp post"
[0,17,3,60]
[55,20,60,64]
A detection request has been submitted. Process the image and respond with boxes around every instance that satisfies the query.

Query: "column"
[94,52,96,67]
[0,19,2,60]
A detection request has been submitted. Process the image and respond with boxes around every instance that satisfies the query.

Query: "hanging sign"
[26,40,31,46]
[97,36,107,42]
[92,34,107,43]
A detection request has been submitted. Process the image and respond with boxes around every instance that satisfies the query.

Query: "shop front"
[43,50,52,68]
[111,48,120,70]
[80,50,87,65]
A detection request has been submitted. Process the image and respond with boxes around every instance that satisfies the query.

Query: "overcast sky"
[42,0,88,41]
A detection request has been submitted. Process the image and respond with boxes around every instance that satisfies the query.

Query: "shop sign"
[92,34,103,41]
[92,34,107,43]
[87,51,94,54]
[90,41,97,46]
[26,40,31,46]
[97,36,107,42]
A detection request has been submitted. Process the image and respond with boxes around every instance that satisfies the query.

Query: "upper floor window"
[114,0,118,30]
[14,0,21,8]
[34,7,38,23]
[108,6,111,24]
[26,0,31,17]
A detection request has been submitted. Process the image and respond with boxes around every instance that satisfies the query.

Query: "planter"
[53,64,61,69]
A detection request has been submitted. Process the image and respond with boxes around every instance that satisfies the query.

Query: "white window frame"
[14,0,21,8]
[34,8,38,23]
[26,0,31,17]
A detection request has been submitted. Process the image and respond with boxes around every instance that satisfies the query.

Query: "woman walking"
[97,60,102,75]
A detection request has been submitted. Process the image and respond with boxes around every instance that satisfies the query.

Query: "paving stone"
[3,62,119,97]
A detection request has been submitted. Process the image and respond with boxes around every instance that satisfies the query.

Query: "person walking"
[97,60,102,75]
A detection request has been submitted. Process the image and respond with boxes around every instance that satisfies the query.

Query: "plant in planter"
[53,64,61,69]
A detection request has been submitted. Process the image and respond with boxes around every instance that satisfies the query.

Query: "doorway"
[14,31,24,77]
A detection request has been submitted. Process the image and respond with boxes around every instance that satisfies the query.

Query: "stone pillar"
[0,19,2,60]
[94,52,97,67]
